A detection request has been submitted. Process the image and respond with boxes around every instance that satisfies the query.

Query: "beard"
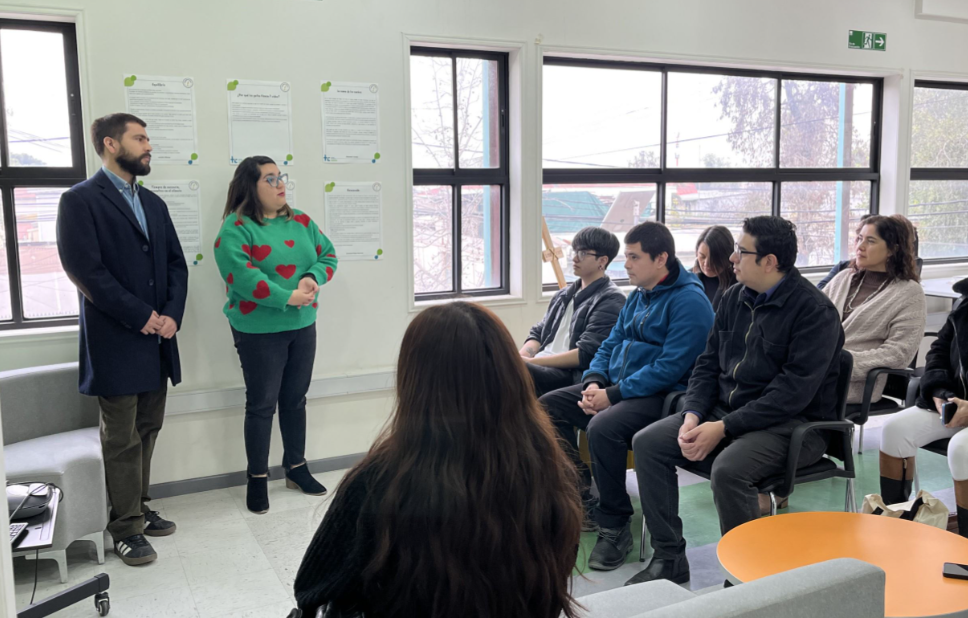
[116,146,151,177]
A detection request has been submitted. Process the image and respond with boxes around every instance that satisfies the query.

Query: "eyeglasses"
[264,174,289,188]
[575,250,601,260]
[733,243,763,258]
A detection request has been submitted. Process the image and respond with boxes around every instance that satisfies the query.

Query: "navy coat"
[56,169,188,397]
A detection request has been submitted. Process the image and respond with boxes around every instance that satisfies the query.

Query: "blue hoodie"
[583,259,714,403]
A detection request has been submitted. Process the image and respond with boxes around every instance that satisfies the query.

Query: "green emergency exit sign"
[848,30,886,51]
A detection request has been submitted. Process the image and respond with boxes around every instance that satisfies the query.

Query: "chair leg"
[845,479,857,513]
[913,459,921,496]
[639,513,650,562]
[80,531,105,564]
[857,424,865,455]
[769,492,777,517]
[25,549,68,584]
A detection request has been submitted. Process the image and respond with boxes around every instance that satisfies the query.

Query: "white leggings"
[880,406,968,482]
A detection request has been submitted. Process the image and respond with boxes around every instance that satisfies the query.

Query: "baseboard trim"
[148,452,366,499]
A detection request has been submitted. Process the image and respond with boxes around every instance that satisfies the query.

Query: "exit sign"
[848,30,886,51]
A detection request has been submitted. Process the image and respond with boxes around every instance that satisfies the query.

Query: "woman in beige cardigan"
[822,215,926,408]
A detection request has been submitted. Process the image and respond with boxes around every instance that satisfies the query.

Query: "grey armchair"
[1,362,107,583]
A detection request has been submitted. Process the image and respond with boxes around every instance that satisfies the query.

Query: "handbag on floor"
[861,490,950,530]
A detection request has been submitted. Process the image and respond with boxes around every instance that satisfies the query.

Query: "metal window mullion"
[774,78,782,169]
[1,185,23,325]
[0,27,9,170]
[453,183,463,294]
[660,71,668,172]
[451,55,460,173]
[773,182,782,217]
[656,183,666,223]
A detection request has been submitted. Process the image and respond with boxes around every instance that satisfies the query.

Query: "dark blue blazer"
[57,169,188,397]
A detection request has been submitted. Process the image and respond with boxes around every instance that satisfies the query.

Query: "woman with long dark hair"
[692,225,736,310]
[214,156,338,513]
[293,302,584,618]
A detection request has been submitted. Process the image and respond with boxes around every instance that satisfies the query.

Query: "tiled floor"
[13,416,961,616]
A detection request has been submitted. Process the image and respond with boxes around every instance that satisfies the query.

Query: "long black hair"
[693,225,737,291]
[221,155,293,225]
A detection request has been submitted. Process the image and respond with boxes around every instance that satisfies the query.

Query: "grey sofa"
[1,363,107,583]
[574,558,885,618]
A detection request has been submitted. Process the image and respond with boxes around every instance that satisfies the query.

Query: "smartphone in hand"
[942,402,957,426]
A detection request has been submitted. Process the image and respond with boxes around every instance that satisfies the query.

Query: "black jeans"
[232,324,316,476]
[632,414,827,560]
[539,383,665,529]
[525,362,576,397]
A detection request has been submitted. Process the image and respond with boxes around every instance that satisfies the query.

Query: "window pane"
[541,183,656,285]
[0,194,10,321]
[667,73,775,168]
[461,186,501,289]
[456,59,500,169]
[1,30,73,167]
[14,187,78,319]
[780,81,872,168]
[543,65,661,169]
[410,56,454,169]
[912,86,968,168]
[413,185,453,294]
[781,181,870,266]
[909,180,968,259]
[665,182,772,265]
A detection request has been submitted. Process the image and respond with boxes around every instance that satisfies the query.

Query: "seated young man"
[521,227,626,397]
[539,221,714,571]
[627,216,844,586]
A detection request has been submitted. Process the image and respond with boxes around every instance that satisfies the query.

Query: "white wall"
[1,0,967,484]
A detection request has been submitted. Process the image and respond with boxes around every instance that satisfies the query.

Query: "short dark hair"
[625,221,675,262]
[741,216,798,273]
[572,227,620,266]
[91,113,146,156]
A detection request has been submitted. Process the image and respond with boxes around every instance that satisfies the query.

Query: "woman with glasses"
[822,215,925,406]
[692,225,736,311]
[520,226,626,396]
[214,156,338,514]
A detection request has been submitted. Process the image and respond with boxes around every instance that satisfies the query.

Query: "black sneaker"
[144,510,176,537]
[114,534,158,566]
[588,522,632,571]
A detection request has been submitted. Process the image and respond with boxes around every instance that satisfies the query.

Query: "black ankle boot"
[285,464,327,496]
[246,474,269,514]
[879,476,912,505]
[958,506,968,539]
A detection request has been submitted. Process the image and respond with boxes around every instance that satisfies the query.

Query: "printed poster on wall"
[227,79,295,166]
[123,74,199,165]
[320,81,381,164]
[141,180,204,265]
[324,181,383,260]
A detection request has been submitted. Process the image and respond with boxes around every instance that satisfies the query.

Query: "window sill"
[0,324,78,342]
[411,294,527,312]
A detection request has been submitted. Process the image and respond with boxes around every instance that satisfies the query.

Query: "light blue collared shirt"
[102,166,148,239]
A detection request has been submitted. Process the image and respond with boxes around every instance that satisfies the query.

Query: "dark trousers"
[98,367,168,542]
[633,414,827,559]
[525,362,576,397]
[232,324,316,476]
[539,383,664,529]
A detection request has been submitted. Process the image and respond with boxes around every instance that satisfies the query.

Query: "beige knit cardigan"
[823,269,927,404]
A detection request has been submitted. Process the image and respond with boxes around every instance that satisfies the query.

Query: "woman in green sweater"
[215,155,338,514]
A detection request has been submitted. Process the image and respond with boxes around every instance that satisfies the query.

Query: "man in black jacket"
[520,227,626,396]
[57,114,188,567]
[627,216,844,586]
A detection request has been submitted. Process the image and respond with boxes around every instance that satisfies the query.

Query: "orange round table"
[718,512,968,618]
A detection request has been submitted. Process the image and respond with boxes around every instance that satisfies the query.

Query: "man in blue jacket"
[57,113,188,567]
[539,221,714,571]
